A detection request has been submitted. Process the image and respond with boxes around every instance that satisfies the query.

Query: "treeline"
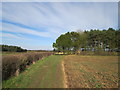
[53,28,120,54]
[28,50,53,52]
[0,45,27,52]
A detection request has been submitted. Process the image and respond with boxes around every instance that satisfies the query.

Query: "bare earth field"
[2,55,119,88]
[63,55,119,88]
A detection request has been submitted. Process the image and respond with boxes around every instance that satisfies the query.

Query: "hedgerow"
[2,52,53,80]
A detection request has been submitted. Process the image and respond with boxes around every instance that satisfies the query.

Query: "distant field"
[1,52,27,55]
[63,55,119,88]
[1,51,52,55]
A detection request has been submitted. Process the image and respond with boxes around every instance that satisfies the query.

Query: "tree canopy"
[53,28,119,54]
[0,45,27,52]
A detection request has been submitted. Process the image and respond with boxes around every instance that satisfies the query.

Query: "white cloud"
[2,2,118,32]
[1,2,118,50]
[1,32,21,39]
[2,23,52,38]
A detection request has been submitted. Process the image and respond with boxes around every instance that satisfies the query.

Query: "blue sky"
[0,2,118,50]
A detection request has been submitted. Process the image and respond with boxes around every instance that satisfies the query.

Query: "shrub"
[2,52,53,81]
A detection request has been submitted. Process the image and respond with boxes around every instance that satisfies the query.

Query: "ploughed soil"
[63,55,119,88]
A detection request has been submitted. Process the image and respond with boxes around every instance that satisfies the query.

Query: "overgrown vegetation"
[2,55,64,88]
[53,28,120,54]
[0,45,27,52]
[2,52,53,81]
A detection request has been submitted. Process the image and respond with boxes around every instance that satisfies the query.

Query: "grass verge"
[2,55,64,88]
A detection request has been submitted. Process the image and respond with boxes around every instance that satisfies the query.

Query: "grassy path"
[3,55,64,88]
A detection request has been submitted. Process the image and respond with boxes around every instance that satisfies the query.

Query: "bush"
[2,52,53,81]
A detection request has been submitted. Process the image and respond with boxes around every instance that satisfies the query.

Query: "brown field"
[63,55,119,88]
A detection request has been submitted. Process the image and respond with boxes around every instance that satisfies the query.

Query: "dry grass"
[2,52,53,80]
[2,55,64,88]
[80,51,118,56]
[63,55,119,88]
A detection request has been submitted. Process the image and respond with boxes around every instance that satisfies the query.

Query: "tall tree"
[53,28,119,54]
